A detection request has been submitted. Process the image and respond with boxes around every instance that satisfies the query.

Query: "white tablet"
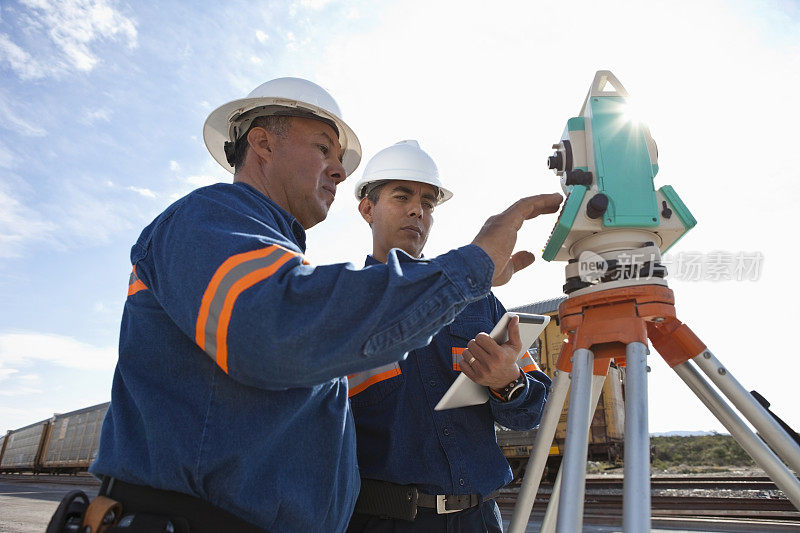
[434,312,550,411]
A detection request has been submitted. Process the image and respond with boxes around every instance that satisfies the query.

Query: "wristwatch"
[491,373,527,402]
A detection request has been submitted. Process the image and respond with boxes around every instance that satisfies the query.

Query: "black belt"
[100,477,266,533]
[353,478,499,521]
[416,490,498,514]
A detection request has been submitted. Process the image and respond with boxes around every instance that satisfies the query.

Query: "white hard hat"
[203,77,361,176]
[353,140,453,204]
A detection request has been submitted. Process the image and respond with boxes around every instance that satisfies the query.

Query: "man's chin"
[390,241,424,259]
[301,206,330,230]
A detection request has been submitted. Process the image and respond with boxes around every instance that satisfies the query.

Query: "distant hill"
[650,431,722,437]
[651,434,754,468]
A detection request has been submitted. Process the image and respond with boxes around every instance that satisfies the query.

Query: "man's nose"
[407,199,423,218]
[329,159,345,184]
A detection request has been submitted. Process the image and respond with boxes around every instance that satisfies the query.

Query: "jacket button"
[429,379,437,387]
[443,428,450,436]
[459,478,465,486]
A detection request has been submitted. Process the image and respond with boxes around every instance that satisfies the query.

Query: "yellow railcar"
[499,297,625,480]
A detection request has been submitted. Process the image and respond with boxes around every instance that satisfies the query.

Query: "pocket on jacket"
[347,362,403,407]
[448,317,496,372]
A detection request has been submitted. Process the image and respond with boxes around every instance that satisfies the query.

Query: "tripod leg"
[556,348,594,533]
[673,361,800,510]
[693,349,800,473]
[508,370,571,533]
[623,342,651,533]
[541,374,606,533]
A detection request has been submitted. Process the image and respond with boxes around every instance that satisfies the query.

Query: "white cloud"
[56,183,137,243]
[0,186,57,259]
[185,175,220,187]
[168,172,225,202]
[255,30,270,43]
[0,139,14,168]
[250,56,263,64]
[2,0,138,80]
[0,32,50,80]
[0,385,43,397]
[0,91,47,137]
[300,0,334,9]
[0,331,117,372]
[169,160,180,171]
[128,186,156,198]
[0,405,52,429]
[81,107,112,125]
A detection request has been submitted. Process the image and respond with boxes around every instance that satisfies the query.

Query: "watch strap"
[490,370,527,402]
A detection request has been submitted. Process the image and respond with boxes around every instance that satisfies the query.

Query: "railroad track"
[0,473,100,486]
[496,476,800,524]
[586,475,779,491]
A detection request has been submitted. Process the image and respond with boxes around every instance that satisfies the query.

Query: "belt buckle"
[435,494,460,514]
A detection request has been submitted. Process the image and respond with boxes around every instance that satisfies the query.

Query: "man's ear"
[246,126,274,164]
[358,197,374,225]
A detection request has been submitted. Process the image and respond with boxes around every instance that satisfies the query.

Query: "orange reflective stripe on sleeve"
[519,350,541,372]
[347,362,401,397]
[127,265,148,296]
[452,347,465,371]
[195,244,305,373]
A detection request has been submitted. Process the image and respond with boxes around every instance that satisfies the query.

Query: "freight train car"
[40,402,109,473]
[0,402,109,475]
[0,433,7,467]
[0,418,51,473]
[500,297,625,480]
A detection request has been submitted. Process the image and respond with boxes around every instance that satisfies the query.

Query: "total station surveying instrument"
[508,71,800,533]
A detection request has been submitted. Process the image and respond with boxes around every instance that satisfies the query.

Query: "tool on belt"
[46,477,265,532]
[46,488,181,533]
[353,478,499,521]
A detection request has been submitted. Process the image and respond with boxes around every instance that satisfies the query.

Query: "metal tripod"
[508,283,800,533]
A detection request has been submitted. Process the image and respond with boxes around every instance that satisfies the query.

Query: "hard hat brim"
[203,96,361,176]
[356,178,453,204]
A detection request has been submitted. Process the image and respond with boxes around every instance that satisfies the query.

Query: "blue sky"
[1,0,800,436]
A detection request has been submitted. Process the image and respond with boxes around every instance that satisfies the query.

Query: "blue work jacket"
[348,256,552,498]
[90,182,494,532]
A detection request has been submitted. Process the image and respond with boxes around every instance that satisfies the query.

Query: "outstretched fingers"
[510,250,535,273]
[502,193,562,220]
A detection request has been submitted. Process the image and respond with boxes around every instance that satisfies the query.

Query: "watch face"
[507,384,525,401]
[505,376,526,402]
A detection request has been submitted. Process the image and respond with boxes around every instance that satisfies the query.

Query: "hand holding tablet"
[434,312,550,411]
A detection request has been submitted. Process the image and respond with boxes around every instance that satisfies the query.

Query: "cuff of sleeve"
[436,244,493,301]
[490,370,549,407]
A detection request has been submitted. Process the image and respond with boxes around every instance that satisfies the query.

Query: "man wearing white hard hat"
[347,141,553,532]
[88,77,562,532]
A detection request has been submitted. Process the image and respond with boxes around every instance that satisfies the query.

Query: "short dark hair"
[232,115,292,172]
[365,181,442,205]
[365,181,389,204]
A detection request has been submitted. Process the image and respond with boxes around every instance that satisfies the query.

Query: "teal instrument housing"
[659,185,697,252]
[543,71,696,262]
[588,97,659,228]
[566,117,585,132]
[542,185,588,261]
